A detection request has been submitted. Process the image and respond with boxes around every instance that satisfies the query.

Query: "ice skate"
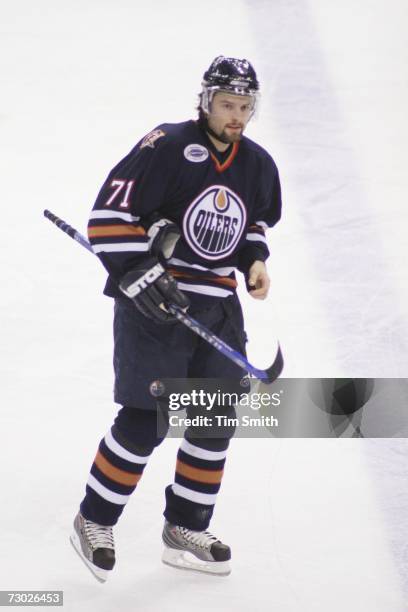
[70,512,115,582]
[162,520,231,575]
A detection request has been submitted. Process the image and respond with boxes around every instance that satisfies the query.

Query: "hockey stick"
[44,209,283,382]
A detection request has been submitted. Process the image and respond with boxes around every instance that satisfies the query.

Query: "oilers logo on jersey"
[183,185,247,260]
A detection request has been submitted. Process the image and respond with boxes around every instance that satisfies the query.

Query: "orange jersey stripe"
[94,451,142,487]
[210,142,240,173]
[168,269,238,289]
[88,224,146,238]
[176,459,224,484]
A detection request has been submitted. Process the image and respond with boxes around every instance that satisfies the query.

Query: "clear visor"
[201,85,259,117]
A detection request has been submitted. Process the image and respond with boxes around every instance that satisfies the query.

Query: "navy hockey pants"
[80,294,247,530]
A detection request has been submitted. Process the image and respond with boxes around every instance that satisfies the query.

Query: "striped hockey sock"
[80,425,154,525]
[164,437,229,531]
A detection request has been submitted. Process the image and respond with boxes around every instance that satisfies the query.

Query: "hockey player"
[70,56,282,581]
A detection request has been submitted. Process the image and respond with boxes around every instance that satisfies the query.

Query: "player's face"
[207,93,254,143]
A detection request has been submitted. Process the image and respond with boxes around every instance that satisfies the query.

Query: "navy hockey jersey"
[87,120,281,307]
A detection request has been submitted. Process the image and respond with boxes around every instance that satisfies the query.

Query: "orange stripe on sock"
[88,225,146,238]
[176,460,224,484]
[94,451,142,486]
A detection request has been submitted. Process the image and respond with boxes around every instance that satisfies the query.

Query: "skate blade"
[70,531,110,583]
[162,546,231,576]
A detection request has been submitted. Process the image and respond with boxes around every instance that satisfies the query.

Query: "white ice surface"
[1,1,408,610]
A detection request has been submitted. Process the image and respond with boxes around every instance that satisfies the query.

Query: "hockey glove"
[146,216,181,260]
[119,256,190,324]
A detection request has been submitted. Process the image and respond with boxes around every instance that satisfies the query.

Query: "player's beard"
[202,114,245,145]
[207,124,244,144]
[219,127,243,143]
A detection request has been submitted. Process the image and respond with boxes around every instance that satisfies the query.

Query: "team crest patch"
[140,129,166,149]
[183,185,247,260]
[184,144,209,163]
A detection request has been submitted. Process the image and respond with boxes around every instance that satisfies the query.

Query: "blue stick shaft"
[168,305,269,379]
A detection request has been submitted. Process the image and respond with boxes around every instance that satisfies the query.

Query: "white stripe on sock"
[87,474,130,505]
[172,483,218,506]
[104,429,151,464]
[180,439,228,461]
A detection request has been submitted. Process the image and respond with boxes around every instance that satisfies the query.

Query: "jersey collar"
[209,142,240,173]
[197,121,240,173]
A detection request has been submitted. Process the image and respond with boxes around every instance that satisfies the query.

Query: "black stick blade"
[264,345,284,384]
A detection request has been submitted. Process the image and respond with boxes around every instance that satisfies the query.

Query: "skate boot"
[162,520,231,575]
[70,512,115,582]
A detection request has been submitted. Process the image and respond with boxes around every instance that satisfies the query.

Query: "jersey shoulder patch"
[138,121,194,152]
[140,128,166,149]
